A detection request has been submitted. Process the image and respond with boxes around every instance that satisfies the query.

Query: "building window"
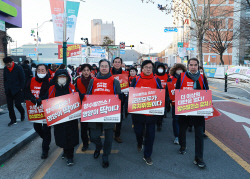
[38,53,42,56]
[54,53,58,55]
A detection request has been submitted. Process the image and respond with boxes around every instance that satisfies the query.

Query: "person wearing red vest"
[154,63,169,131]
[45,69,79,166]
[75,64,92,152]
[165,63,187,145]
[48,63,57,79]
[86,59,122,168]
[110,57,127,143]
[25,64,52,159]
[130,60,162,166]
[175,58,209,168]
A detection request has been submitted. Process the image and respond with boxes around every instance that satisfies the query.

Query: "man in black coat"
[21,60,33,99]
[3,57,25,126]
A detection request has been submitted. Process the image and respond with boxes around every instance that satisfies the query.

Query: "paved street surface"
[0,90,250,179]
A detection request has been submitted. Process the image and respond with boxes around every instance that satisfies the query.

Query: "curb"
[0,129,38,165]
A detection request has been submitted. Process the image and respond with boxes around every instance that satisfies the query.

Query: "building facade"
[91,19,115,45]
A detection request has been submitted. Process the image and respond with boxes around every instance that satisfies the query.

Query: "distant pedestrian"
[3,57,25,126]
[21,60,33,98]
[48,63,57,79]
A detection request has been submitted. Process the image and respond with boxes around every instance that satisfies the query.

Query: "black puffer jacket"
[48,69,79,149]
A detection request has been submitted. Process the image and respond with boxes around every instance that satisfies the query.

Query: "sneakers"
[143,157,153,165]
[61,153,66,159]
[179,146,187,154]
[114,137,122,143]
[194,157,206,168]
[8,121,17,126]
[67,158,74,166]
[174,137,179,145]
[81,145,88,151]
[137,143,143,151]
[157,125,162,132]
[41,151,48,159]
[203,133,208,138]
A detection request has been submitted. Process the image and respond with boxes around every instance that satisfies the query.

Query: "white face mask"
[176,70,183,75]
[158,68,164,73]
[58,78,67,85]
[37,73,46,78]
[122,67,125,71]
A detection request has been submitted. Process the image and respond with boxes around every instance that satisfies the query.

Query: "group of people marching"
[2,56,208,169]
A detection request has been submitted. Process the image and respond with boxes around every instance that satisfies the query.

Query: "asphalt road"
[1,93,250,179]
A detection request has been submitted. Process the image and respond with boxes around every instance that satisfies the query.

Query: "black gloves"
[37,98,42,106]
[31,96,37,105]
[118,93,124,102]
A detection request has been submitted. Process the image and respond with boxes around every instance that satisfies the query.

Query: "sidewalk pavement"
[0,103,38,165]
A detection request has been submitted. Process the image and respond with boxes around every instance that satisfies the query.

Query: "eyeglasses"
[100,65,109,69]
[143,66,152,70]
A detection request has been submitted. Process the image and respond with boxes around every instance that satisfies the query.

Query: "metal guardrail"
[225,73,250,94]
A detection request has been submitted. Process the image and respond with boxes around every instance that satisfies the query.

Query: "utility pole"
[63,0,67,66]
[37,23,39,62]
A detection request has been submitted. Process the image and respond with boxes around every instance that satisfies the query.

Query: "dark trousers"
[172,106,179,137]
[81,122,89,147]
[179,116,204,159]
[124,94,128,117]
[90,124,113,162]
[64,148,74,159]
[156,116,163,127]
[115,101,124,137]
[6,90,25,122]
[33,123,51,152]
[134,122,155,158]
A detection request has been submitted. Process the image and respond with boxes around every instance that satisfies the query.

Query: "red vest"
[168,76,178,105]
[30,77,43,99]
[155,74,169,89]
[48,83,76,98]
[180,72,204,90]
[48,69,56,78]
[135,74,158,89]
[92,76,115,95]
[76,78,87,94]
[90,71,96,78]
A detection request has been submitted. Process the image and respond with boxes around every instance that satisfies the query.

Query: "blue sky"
[7,0,173,54]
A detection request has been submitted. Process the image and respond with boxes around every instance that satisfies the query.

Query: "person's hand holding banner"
[42,92,81,126]
[128,87,165,115]
[175,90,213,116]
[26,100,46,123]
[81,95,121,123]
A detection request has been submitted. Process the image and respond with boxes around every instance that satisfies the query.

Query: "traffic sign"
[85,47,91,57]
[186,48,195,51]
[28,53,36,57]
[120,50,125,54]
[164,27,178,33]
[108,46,118,49]
[120,42,125,49]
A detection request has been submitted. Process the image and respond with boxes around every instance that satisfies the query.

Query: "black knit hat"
[129,66,138,72]
[141,60,154,69]
[81,63,92,71]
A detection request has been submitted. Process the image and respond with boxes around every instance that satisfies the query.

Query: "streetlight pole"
[63,0,67,66]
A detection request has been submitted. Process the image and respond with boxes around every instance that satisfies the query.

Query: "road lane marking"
[32,147,62,179]
[206,131,250,173]
[212,94,250,107]
[209,86,218,89]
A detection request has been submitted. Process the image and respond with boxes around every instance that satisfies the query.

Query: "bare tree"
[204,19,240,65]
[102,36,114,61]
[141,0,239,66]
